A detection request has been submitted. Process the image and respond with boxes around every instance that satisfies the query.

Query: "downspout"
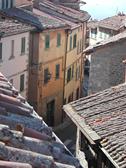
[62,29,69,122]
[80,21,87,98]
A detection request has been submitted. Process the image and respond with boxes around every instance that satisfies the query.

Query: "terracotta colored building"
[35,0,90,122]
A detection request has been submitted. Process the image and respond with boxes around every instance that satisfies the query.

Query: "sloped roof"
[0,17,35,37]
[35,0,90,23]
[64,83,126,167]
[84,30,126,53]
[0,7,68,31]
[0,72,80,168]
[88,14,126,31]
[98,14,126,30]
[87,20,98,29]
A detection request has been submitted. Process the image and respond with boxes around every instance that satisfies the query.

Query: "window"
[20,74,25,92]
[57,33,61,47]
[69,36,72,51]
[72,64,74,78]
[10,40,14,58]
[21,37,26,54]
[91,28,97,38]
[67,67,71,83]
[6,0,8,8]
[44,68,50,84]
[73,34,77,48]
[45,34,50,49]
[2,0,5,9]
[55,64,60,79]
[0,43,2,60]
[10,0,14,8]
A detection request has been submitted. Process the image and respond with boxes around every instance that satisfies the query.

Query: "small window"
[57,33,61,47]
[73,34,77,48]
[67,67,71,83]
[2,0,5,9]
[72,64,74,78]
[10,40,14,58]
[6,0,8,8]
[0,43,2,60]
[44,68,50,84]
[10,0,13,8]
[69,36,72,51]
[55,64,60,79]
[21,37,26,54]
[20,74,25,92]
[45,34,50,49]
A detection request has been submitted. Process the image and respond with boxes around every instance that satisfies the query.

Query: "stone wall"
[88,39,126,95]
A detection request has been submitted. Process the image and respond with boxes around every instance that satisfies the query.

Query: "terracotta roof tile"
[0,17,35,37]
[35,0,90,23]
[64,83,126,167]
[0,72,80,168]
[1,7,68,31]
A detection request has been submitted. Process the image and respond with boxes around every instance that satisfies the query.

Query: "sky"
[81,0,126,20]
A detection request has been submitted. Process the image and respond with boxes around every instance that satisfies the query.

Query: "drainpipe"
[80,22,84,98]
[62,29,69,122]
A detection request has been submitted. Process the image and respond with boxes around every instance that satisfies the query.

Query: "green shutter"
[55,64,60,79]
[73,34,77,48]
[20,74,24,92]
[21,37,25,54]
[0,43,2,60]
[57,33,61,47]
[69,36,72,50]
[45,34,50,49]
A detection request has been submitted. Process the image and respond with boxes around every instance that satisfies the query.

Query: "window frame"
[45,34,50,49]
[73,34,77,49]
[21,37,26,55]
[0,43,3,61]
[20,74,25,92]
[55,64,60,79]
[57,33,61,47]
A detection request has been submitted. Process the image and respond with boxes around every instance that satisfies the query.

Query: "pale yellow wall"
[64,24,84,103]
[37,29,66,125]
[39,29,66,64]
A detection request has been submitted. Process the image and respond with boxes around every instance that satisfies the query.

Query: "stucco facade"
[0,32,30,98]
[64,23,86,105]
[28,29,67,126]
[87,39,126,95]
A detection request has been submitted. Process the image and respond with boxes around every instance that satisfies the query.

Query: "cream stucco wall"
[0,32,30,98]
[64,25,83,103]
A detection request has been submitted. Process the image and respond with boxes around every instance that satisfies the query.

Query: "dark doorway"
[47,100,55,126]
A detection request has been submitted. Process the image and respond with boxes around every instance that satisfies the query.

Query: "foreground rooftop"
[0,72,80,168]
[64,83,126,167]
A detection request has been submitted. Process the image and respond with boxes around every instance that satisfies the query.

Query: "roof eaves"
[63,104,101,145]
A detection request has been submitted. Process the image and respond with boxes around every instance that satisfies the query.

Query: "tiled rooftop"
[64,83,126,167]
[35,0,90,23]
[0,72,80,168]
[1,7,68,31]
[88,14,126,31]
[0,17,34,37]
[84,30,126,53]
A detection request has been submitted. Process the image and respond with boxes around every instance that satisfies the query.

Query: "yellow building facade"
[29,28,68,126]
[64,23,86,104]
